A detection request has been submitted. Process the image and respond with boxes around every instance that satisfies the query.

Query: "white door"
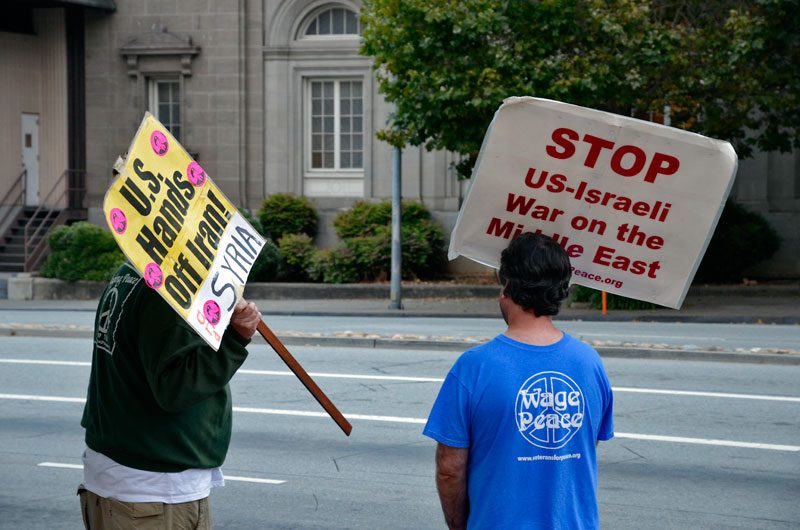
[21,113,39,207]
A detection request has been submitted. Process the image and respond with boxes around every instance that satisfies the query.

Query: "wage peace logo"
[515,371,585,450]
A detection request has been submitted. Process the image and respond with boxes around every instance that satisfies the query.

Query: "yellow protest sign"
[104,113,265,349]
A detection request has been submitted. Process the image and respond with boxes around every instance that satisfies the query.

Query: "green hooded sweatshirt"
[81,262,250,472]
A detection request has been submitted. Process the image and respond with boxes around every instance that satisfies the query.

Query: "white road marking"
[4,393,797,452]
[224,475,286,485]
[0,359,90,367]
[612,386,800,402]
[37,462,286,484]
[38,462,82,469]
[239,369,443,383]
[3,359,800,402]
[235,406,427,424]
[0,393,85,403]
[614,433,800,452]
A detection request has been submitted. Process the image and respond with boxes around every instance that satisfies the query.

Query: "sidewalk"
[1,278,798,364]
[1,277,799,324]
[245,283,800,324]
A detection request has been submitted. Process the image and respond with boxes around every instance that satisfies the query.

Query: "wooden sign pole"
[256,320,353,436]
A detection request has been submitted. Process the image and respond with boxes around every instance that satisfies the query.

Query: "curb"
[7,276,800,301]
[3,326,799,365]
[254,308,800,325]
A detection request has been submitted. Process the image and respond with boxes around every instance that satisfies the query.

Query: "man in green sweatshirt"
[78,262,261,529]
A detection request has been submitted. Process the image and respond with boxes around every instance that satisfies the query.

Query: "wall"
[0,9,68,206]
[84,0,265,225]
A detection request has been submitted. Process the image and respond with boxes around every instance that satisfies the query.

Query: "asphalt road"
[1,335,798,529]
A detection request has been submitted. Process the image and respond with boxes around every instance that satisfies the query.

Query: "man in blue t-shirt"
[424,233,614,530]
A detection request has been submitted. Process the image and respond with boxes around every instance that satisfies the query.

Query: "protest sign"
[104,113,265,350]
[104,113,352,436]
[449,97,737,309]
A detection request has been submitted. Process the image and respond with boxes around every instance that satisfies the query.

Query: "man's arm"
[138,297,259,411]
[435,442,469,530]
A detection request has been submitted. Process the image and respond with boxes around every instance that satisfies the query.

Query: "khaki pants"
[78,485,211,530]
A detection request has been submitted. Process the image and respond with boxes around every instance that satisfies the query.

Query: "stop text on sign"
[547,127,680,184]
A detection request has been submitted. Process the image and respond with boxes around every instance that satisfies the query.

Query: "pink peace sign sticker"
[150,130,169,156]
[109,208,127,235]
[186,162,207,187]
[144,262,164,289]
[203,300,222,326]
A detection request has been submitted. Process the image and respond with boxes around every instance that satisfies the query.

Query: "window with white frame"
[148,78,181,141]
[303,6,361,37]
[307,79,363,172]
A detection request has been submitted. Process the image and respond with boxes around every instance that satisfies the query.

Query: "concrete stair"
[0,207,60,272]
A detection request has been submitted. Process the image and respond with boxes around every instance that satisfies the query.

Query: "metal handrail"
[23,169,85,271]
[0,169,27,233]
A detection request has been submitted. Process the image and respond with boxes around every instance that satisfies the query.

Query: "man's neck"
[503,308,563,346]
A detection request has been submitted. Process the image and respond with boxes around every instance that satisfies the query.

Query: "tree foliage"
[361,0,800,177]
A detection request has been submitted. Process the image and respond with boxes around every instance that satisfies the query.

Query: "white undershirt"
[82,446,224,503]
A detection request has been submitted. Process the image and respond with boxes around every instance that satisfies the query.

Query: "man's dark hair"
[499,233,572,317]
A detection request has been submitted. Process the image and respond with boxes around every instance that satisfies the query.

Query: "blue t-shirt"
[423,333,614,530]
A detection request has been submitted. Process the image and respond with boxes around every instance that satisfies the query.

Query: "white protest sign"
[105,113,265,349]
[449,97,737,309]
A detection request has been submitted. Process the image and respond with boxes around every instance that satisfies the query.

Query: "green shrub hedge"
[245,198,446,283]
[39,222,126,282]
[327,200,446,282]
[278,233,316,281]
[308,245,361,283]
[257,193,318,241]
[332,200,392,238]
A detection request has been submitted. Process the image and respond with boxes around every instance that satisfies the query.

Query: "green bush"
[308,245,361,284]
[694,199,781,283]
[333,232,391,282]
[327,199,446,282]
[257,193,318,241]
[400,220,447,278]
[332,200,392,239]
[39,222,126,282]
[571,285,657,310]
[331,199,435,238]
[277,233,316,281]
